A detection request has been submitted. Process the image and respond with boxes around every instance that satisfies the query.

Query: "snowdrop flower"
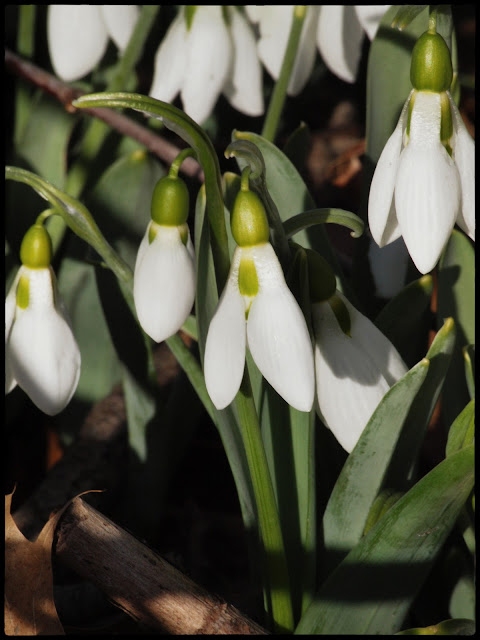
[150,6,263,124]
[48,5,139,82]
[368,28,475,274]
[5,223,81,415]
[316,6,390,83]
[134,170,196,343]
[246,5,319,96]
[204,182,314,411]
[305,249,407,452]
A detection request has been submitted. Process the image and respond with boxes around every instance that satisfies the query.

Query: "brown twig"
[54,497,269,635]
[5,48,204,181]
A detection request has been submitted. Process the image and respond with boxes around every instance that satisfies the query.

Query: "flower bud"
[410,31,453,93]
[20,224,52,269]
[151,175,190,227]
[231,190,269,247]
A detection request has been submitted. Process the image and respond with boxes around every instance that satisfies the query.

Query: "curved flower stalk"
[316,5,390,83]
[47,5,139,82]
[245,5,388,94]
[368,28,475,274]
[5,223,81,415]
[204,181,314,412]
[150,6,263,124]
[134,163,196,343]
[303,249,407,453]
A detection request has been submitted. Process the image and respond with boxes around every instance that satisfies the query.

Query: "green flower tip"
[151,175,189,226]
[20,223,52,269]
[410,31,453,92]
[231,190,269,247]
[306,249,337,303]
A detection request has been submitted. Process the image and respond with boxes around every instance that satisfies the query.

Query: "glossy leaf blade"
[296,445,475,635]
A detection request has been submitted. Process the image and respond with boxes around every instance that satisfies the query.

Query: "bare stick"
[55,497,269,635]
[5,48,204,181]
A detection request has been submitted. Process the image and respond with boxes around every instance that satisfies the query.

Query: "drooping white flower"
[368,30,475,274]
[47,5,139,82]
[316,5,390,83]
[312,291,408,453]
[245,5,388,94]
[150,6,263,124]
[133,222,196,343]
[204,186,314,412]
[205,243,315,412]
[133,173,196,343]
[5,224,81,415]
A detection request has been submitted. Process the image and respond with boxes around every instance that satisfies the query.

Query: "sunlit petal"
[317,5,364,83]
[133,225,196,343]
[395,92,460,274]
[100,5,139,51]
[354,5,390,40]
[287,6,319,96]
[5,270,21,394]
[48,5,108,81]
[247,244,314,412]
[181,6,233,124]
[223,8,264,116]
[8,268,81,415]
[204,250,246,410]
[150,12,188,104]
[312,296,403,453]
[368,94,411,246]
[448,94,475,240]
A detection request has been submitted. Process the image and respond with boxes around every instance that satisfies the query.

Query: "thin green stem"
[14,5,36,145]
[169,147,197,178]
[261,6,308,143]
[236,376,294,633]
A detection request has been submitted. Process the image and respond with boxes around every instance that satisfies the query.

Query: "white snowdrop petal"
[312,301,392,453]
[5,270,22,394]
[317,5,364,83]
[47,5,108,82]
[8,269,81,415]
[338,292,408,385]
[150,13,188,104]
[246,244,314,412]
[255,6,293,82]
[204,251,246,410]
[354,5,390,41]
[100,5,139,51]
[133,226,196,343]
[368,95,411,247]
[448,95,475,241]
[223,9,264,116]
[181,6,233,124]
[395,93,460,274]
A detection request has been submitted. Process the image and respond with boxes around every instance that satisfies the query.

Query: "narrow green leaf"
[396,618,475,635]
[282,121,311,173]
[437,230,475,425]
[121,364,156,462]
[323,359,429,563]
[375,275,433,367]
[445,399,475,458]
[296,445,475,635]
[385,318,456,489]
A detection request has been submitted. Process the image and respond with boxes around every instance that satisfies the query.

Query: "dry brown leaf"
[5,492,65,635]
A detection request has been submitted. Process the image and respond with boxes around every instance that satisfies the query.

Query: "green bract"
[231,190,270,247]
[20,224,52,269]
[151,175,190,226]
[410,31,453,92]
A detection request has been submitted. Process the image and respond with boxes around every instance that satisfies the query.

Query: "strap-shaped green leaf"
[445,399,475,458]
[396,618,475,635]
[296,445,474,635]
